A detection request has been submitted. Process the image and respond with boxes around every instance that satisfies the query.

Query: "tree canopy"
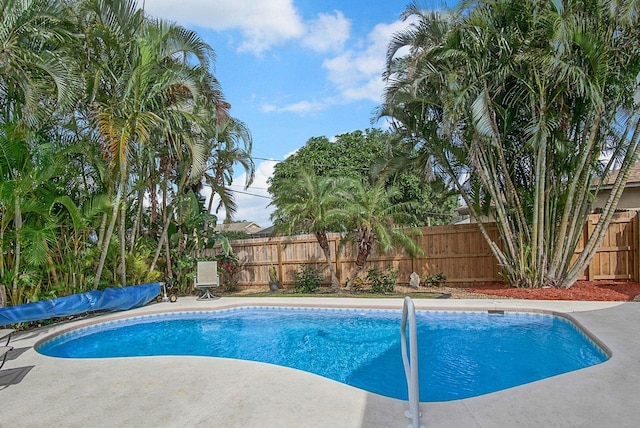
[269,130,430,290]
[268,129,459,227]
[381,0,640,288]
[269,170,343,290]
[0,0,254,305]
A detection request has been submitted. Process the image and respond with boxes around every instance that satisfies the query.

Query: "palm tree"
[0,0,78,126]
[0,125,77,305]
[83,0,223,287]
[381,0,640,288]
[203,116,255,222]
[335,177,422,289]
[269,170,343,291]
[0,0,247,303]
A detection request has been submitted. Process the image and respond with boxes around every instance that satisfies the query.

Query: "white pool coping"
[1,297,636,427]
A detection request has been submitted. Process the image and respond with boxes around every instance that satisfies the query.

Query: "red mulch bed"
[467,281,640,301]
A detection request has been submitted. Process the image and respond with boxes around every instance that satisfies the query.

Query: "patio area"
[1,297,638,427]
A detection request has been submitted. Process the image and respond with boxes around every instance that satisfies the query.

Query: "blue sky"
[143,0,447,227]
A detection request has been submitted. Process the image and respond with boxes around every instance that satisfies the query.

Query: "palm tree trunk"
[0,226,4,306]
[164,231,173,278]
[129,187,144,251]
[118,203,126,286]
[96,212,107,250]
[346,246,371,289]
[149,175,158,228]
[149,209,171,273]
[204,188,216,233]
[548,113,601,281]
[346,230,373,289]
[94,181,123,289]
[315,232,340,291]
[149,166,173,276]
[163,168,173,278]
[12,199,22,296]
[47,253,59,286]
[563,120,640,288]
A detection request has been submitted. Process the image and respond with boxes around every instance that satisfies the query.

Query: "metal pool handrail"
[401,296,423,428]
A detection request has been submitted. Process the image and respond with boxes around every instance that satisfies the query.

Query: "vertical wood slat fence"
[575,211,638,281]
[205,211,639,290]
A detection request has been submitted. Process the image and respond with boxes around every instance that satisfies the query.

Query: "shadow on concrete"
[0,346,34,390]
[0,365,34,389]
[5,346,30,361]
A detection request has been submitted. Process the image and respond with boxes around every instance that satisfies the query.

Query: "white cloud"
[260,104,277,113]
[258,18,413,114]
[323,20,409,103]
[279,100,326,114]
[262,99,327,115]
[142,1,351,56]
[204,160,276,227]
[283,149,298,159]
[142,0,305,54]
[301,11,350,53]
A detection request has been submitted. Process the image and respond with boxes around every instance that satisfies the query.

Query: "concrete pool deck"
[0,297,638,427]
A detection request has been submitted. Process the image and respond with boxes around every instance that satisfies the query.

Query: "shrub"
[367,267,398,293]
[215,253,242,292]
[351,276,365,293]
[423,272,447,287]
[293,264,322,293]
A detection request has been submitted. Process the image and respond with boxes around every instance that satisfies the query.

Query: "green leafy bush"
[351,276,365,293]
[215,252,242,292]
[423,272,447,287]
[367,267,398,293]
[293,264,322,293]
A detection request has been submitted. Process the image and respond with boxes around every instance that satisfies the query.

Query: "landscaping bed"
[230,281,640,301]
[462,281,640,301]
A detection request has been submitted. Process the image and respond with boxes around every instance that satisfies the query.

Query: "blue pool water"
[37,307,608,401]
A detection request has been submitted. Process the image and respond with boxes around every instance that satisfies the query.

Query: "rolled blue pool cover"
[0,282,161,326]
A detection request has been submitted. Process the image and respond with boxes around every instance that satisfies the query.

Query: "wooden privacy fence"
[205,211,639,290]
[575,211,638,281]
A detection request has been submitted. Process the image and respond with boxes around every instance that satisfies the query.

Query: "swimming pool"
[37,307,609,401]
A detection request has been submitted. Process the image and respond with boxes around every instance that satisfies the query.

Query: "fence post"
[631,213,640,282]
[334,235,341,285]
[587,217,595,281]
[276,241,283,287]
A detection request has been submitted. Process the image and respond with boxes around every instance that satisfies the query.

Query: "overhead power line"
[253,156,370,171]
[228,184,269,191]
[227,189,272,200]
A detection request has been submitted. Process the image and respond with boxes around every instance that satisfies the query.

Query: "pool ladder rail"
[401,296,424,428]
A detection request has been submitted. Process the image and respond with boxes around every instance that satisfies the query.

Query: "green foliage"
[293,264,322,294]
[169,191,220,293]
[423,272,446,287]
[218,230,252,241]
[269,265,279,283]
[0,0,253,306]
[366,267,398,294]
[270,170,344,235]
[382,0,640,288]
[336,177,423,288]
[351,277,365,293]
[393,173,459,225]
[269,170,343,291]
[126,251,162,285]
[269,129,457,227]
[270,130,385,184]
[215,252,242,292]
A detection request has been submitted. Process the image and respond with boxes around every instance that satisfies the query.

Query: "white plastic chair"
[195,261,220,300]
